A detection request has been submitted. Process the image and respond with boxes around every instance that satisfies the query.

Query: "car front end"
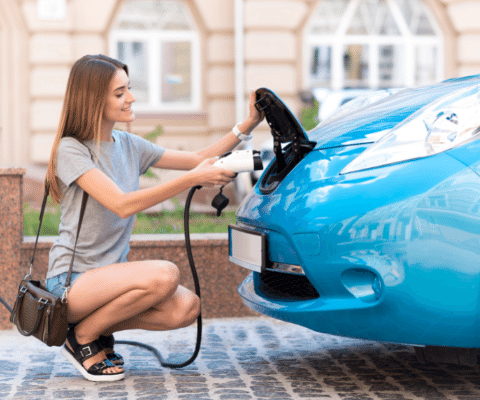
[229,78,480,348]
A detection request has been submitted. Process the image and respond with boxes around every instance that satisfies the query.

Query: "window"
[110,0,200,112]
[304,0,443,89]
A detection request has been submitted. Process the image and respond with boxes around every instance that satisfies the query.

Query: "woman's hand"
[190,158,237,188]
[236,90,265,136]
[247,89,264,127]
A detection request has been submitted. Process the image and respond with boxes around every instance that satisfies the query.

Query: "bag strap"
[26,183,50,279]
[64,190,89,288]
[26,182,50,279]
[27,182,89,292]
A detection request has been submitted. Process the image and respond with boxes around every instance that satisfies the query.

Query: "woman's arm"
[75,158,235,219]
[154,91,264,171]
[76,91,263,218]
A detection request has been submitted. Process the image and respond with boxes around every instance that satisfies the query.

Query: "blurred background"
[0,0,477,214]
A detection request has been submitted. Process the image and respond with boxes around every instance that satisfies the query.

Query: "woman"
[45,54,263,382]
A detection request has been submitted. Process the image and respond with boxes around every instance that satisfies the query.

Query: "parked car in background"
[229,78,480,363]
[313,88,404,122]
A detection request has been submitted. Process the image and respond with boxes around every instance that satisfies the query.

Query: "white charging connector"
[213,150,263,173]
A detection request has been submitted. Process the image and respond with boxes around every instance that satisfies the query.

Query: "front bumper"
[238,271,480,348]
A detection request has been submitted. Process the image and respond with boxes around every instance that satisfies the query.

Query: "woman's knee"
[145,261,180,296]
[180,291,201,326]
[169,291,200,330]
[187,293,201,321]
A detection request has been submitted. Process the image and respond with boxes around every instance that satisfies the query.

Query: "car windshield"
[308,76,480,149]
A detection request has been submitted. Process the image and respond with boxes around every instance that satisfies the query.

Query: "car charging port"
[255,88,316,194]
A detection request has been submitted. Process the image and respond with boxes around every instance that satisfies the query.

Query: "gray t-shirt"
[46,130,165,280]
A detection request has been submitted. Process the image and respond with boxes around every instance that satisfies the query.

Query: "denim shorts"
[46,272,83,297]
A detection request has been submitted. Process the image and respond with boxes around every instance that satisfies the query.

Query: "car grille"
[258,270,319,300]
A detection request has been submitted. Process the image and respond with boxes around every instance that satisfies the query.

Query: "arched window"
[304,0,443,89]
[109,0,201,112]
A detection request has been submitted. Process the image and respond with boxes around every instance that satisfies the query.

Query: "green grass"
[23,199,237,236]
[300,99,320,131]
[23,201,62,236]
[132,206,237,234]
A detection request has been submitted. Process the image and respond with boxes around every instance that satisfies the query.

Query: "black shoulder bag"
[10,184,88,347]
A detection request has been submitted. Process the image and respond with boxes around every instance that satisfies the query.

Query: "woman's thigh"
[66,260,179,321]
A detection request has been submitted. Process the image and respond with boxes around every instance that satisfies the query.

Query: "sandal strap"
[77,341,103,362]
[67,327,105,364]
[87,359,119,375]
[108,352,122,360]
[99,334,114,349]
[66,327,80,348]
[107,352,124,365]
[99,334,124,365]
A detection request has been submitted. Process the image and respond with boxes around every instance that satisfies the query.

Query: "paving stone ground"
[1,317,480,400]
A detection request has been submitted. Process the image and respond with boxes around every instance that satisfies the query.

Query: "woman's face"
[103,68,136,126]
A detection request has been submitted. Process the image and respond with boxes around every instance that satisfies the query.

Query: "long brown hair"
[46,54,129,203]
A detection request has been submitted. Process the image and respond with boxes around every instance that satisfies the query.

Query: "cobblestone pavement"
[1,317,480,400]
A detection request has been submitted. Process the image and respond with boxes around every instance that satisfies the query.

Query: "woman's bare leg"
[102,284,201,334]
[98,285,200,365]
[64,260,198,371]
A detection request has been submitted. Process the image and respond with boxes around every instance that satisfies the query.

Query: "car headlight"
[341,85,480,174]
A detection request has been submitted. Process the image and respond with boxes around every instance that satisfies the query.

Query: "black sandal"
[99,335,124,366]
[61,328,125,382]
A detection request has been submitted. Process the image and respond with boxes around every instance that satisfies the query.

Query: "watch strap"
[233,123,252,141]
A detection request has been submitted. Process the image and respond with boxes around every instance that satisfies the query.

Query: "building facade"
[0,0,478,168]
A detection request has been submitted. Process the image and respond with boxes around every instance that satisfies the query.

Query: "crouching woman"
[45,54,263,381]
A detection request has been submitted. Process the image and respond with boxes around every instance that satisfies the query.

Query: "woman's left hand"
[236,90,265,136]
[247,89,264,127]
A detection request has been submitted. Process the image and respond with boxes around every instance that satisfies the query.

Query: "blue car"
[229,79,480,363]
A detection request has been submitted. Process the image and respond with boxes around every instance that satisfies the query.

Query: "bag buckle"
[25,263,33,281]
[18,286,28,297]
[61,287,70,304]
[38,298,49,308]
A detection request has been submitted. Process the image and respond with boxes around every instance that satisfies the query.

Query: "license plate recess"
[228,225,267,273]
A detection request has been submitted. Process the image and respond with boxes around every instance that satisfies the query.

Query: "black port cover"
[255,88,310,144]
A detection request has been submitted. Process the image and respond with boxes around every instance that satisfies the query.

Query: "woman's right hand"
[190,158,237,188]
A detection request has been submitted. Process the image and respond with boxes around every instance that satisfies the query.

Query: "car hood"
[308,75,480,150]
[255,76,480,194]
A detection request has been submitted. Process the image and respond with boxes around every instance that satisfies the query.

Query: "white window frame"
[109,29,201,113]
[303,0,444,90]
